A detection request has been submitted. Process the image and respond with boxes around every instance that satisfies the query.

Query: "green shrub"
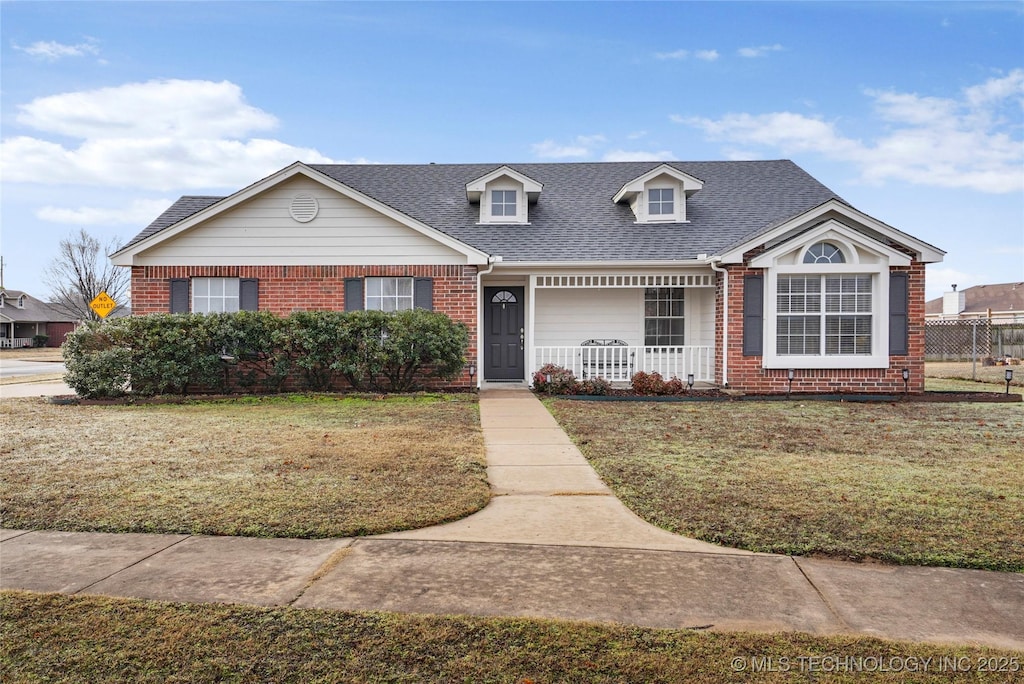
[333,309,469,392]
[275,311,351,391]
[62,323,131,398]
[32,334,49,348]
[61,309,470,397]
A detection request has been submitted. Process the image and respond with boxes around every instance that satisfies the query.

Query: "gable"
[114,166,489,267]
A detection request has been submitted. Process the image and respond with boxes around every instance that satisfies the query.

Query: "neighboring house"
[111,160,944,393]
[925,283,1024,322]
[0,289,78,348]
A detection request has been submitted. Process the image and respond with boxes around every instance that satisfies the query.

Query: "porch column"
[527,274,537,382]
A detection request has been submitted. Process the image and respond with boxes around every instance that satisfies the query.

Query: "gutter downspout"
[475,256,502,389]
[708,257,728,388]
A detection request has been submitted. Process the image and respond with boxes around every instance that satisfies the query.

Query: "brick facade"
[131,264,480,389]
[715,261,927,394]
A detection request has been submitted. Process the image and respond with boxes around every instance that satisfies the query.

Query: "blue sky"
[2,1,1022,302]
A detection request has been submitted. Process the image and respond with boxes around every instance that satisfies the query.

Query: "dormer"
[0,292,26,309]
[613,163,704,224]
[466,166,543,225]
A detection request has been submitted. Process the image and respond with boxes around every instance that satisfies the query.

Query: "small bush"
[532,364,580,395]
[62,323,131,398]
[630,371,689,395]
[32,334,49,348]
[578,377,612,396]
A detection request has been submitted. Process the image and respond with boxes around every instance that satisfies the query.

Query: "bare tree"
[44,228,130,321]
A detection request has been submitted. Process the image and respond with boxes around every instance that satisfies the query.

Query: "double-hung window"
[777,275,872,356]
[192,277,240,313]
[366,277,414,312]
[644,288,685,346]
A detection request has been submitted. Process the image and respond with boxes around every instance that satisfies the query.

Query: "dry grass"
[0,394,488,537]
[4,592,1019,683]
[926,362,1022,392]
[0,347,63,361]
[547,399,1024,571]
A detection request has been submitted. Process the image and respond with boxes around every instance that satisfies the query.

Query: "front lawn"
[547,400,1024,572]
[0,395,488,537]
[4,592,1018,683]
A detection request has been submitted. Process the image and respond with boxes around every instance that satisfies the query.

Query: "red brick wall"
[131,264,479,389]
[715,260,927,394]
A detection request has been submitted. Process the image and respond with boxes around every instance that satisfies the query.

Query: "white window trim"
[478,180,529,225]
[192,277,240,314]
[365,276,414,312]
[762,263,889,369]
[636,180,687,224]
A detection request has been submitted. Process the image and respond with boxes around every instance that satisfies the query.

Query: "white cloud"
[654,48,718,62]
[738,44,784,58]
[602,149,674,162]
[654,49,689,61]
[925,266,982,301]
[626,130,648,140]
[36,198,176,226]
[0,79,340,191]
[531,134,605,159]
[14,39,100,61]
[678,70,1024,194]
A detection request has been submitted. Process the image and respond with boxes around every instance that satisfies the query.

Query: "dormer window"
[491,190,518,218]
[466,166,542,225]
[613,164,703,224]
[648,188,675,217]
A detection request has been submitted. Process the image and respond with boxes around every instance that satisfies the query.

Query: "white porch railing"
[534,346,714,383]
[0,338,34,349]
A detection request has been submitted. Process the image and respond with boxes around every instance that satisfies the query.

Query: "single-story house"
[0,289,78,348]
[111,160,944,393]
[926,282,1024,322]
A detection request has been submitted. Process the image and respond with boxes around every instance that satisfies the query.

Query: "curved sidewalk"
[2,388,1022,649]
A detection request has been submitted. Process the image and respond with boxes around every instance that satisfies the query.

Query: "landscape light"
[687,373,694,391]
[1006,368,1014,395]
[787,368,795,395]
[901,368,910,394]
[468,363,476,382]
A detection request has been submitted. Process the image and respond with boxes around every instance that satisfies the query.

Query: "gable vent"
[290,194,319,223]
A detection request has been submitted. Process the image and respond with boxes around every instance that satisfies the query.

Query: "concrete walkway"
[2,387,1022,649]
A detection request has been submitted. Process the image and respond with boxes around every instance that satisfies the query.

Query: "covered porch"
[481,271,718,385]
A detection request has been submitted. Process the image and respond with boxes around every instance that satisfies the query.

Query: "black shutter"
[239,279,259,311]
[413,278,433,311]
[344,278,364,311]
[170,278,189,313]
[742,274,764,356]
[889,272,909,355]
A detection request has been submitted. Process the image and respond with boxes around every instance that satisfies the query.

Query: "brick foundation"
[132,265,479,389]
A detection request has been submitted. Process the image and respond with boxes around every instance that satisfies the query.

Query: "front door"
[483,287,525,380]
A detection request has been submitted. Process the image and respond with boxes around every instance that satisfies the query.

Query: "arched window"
[803,242,846,264]
[491,290,517,304]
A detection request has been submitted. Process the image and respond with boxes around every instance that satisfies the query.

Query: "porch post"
[527,274,537,382]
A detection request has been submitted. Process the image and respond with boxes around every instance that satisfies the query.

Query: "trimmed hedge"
[62,310,469,399]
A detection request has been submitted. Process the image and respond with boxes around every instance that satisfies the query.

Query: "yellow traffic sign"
[89,291,117,318]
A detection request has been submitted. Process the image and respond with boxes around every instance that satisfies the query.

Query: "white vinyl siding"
[134,177,467,266]
[534,289,640,347]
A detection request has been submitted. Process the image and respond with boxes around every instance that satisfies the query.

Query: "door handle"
[520,328,525,351]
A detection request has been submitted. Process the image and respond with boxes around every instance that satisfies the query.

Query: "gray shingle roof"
[125,160,845,262]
